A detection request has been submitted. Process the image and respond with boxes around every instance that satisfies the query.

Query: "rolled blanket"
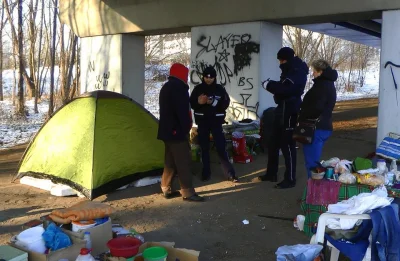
[49,201,115,224]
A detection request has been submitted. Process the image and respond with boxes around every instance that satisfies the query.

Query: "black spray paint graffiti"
[191,33,260,87]
[191,33,260,120]
[229,94,260,120]
[384,61,400,105]
[88,60,111,90]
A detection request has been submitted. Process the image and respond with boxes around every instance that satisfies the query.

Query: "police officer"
[190,66,238,182]
[258,47,309,189]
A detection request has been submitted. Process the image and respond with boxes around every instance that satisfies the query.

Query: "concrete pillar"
[190,22,282,121]
[80,34,145,105]
[377,10,400,146]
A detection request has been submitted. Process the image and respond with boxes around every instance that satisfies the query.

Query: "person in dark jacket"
[299,59,337,178]
[258,47,309,189]
[190,66,238,182]
[157,63,204,202]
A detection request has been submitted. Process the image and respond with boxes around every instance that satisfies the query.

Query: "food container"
[15,227,46,254]
[107,237,142,257]
[71,220,97,232]
[325,167,334,179]
[311,167,325,180]
[142,247,168,261]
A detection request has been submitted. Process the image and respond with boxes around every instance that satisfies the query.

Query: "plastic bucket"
[143,247,168,261]
[72,220,97,232]
[16,226,46,253]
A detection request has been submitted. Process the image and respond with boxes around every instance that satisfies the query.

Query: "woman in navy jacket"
[299,59,337,178]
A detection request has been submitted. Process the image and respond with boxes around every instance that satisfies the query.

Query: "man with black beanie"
[258,47,309,189]
[190,66,238,183]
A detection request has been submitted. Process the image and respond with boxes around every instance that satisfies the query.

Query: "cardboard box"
[62,217,112,256]
[10,231,86,261]
[139,242,199,261]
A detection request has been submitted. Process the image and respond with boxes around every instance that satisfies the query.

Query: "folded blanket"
[49,201,115,224]
[306,179,341,205]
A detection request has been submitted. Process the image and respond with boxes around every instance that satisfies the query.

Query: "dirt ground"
[0,98,378,260]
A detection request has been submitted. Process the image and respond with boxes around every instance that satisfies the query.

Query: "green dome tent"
[14,91,164,200]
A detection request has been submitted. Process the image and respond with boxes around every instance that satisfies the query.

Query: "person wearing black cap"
[190,66,238,182]
[258,47,309,189]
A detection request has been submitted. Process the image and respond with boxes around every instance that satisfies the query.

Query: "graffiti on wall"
[88,60,111,90]
[191,33,260,120]
[384,61,400,105]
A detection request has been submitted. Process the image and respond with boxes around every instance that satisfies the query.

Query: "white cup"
[297,215,305,231]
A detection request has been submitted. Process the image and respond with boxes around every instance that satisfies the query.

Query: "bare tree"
[0,1,5,101]
[2,0,35,108]
[319,37,348,69]
[34,0,45,112]
[16,0,24,114]
[56,21,78,105]
[283,26,324,65]
[48,0,57,116]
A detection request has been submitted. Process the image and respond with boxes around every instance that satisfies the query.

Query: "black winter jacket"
[299,67,338,130]
[266,56,309,128]
[190,81,230,125]
[157,77,192,141]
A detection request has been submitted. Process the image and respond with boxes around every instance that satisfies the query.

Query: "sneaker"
[258,174,277,182]
[183,194,205,202]
[228,176,239,183]
[274,180,296,189]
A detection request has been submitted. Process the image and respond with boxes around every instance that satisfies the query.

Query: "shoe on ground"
[201,175,211,182]
[274,180,296,189]
[258,174,277,182]
[183,194,205,202]
[163,191,181,199]
[228,176,239,183]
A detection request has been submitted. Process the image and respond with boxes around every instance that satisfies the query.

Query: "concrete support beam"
[377,10,400,146]
[190,22,282,121]
[58,0,400,37]
[80,34,145,105]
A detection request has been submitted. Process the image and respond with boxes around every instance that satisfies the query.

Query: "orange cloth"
[49,201,115,224]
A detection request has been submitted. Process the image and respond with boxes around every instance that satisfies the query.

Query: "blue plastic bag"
[42,223,72,251]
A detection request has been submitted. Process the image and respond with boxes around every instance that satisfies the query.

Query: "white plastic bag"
[321,157,340,168]
[276,244,323,261]
[338,173,356,184]
[335,160,352,174]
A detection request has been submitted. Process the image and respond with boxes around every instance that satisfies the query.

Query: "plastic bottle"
[377,159,387,175]
[130,228,145,243]
[75,248,95,261]
[391,159,397,172]
[83,232,92,252]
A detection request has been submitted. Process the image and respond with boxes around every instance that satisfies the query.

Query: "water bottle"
[75,248,95,261]
[391,159,397,172]
[83,232,92,252]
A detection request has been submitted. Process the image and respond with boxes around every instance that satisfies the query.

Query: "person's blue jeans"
[302,129,332,178]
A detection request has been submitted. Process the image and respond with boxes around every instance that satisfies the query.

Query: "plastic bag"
[339,173,356,184]
[321,157,340,168]
[358,174,385,186]
[335,160,352,174]
[276,244,323,261]
[42,223,72,251]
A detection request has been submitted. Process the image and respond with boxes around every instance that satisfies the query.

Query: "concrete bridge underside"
[60,0,394,40]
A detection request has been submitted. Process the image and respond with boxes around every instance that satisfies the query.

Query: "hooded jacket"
[299,66,338,130]
[266,56,309,128]
[157,64,192,141]
[190,78,230,125]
